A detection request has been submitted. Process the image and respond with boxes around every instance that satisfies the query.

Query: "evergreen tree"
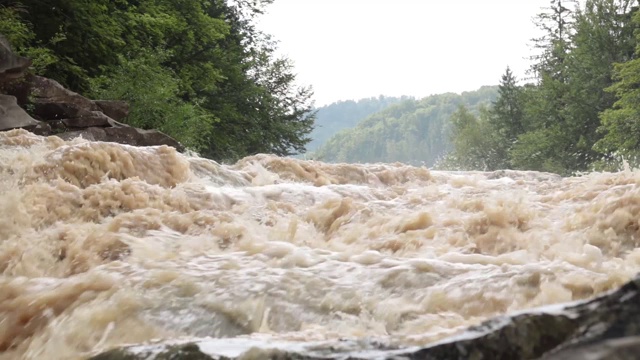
[512,0,637,173]
[490,66,525,144]
[530,0,578,82]
[596,5,640,161]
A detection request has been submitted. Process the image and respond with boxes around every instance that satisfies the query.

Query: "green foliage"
[530,0,578,82]
[0,5,60,74]
[313,86,498,166]
[490,67,525,143]
[0,6,32,48]
[596,8,640,164]
[305,96,408,154]
[510,127,567,173]
[0,0,314,159]
[438,105,508,171]
[443,0,639,175]
[90,52,215,153]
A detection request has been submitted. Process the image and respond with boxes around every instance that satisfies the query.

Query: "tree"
[90,50,215,152]
[0,4,59,74]
[442,105,507,171]
[193,2,316,160]
[530,0,578,82]
[0,0,315,160]
[515,0,638,174]
[595,6,640,161]
[485,66,526,169]
[563,0,638,168]
[305,95,407,154]
[313,87,498,167]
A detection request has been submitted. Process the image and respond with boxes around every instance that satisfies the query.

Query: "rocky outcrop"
[89,274,640,360]
[0,34,184,151]
[0,35,31,83]
[56,126,183,150]
[94,100,129,121]
[0,95,41,131]
[29,76,124,128]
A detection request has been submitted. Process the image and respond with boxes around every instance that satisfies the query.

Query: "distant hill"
[312,86,499,166]
[304,95,411,154]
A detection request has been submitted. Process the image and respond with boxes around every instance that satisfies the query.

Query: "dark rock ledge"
[89,274,640,360]
[0,34,183,151]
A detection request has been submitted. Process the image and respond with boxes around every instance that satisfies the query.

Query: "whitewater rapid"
[1,129,639,359]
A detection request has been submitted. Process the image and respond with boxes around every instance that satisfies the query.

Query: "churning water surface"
[1,129,639,359]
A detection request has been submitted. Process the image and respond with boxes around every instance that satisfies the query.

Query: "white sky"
[256,0,552,106]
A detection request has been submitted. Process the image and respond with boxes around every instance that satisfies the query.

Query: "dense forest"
[0,0,315,162]
[444,0,640,174]
[312,86,498,166]
[314,0,640,176]
[3,0,640,175]
[305,96,409,153]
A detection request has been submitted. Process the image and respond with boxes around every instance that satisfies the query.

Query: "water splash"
[1,129,639,359]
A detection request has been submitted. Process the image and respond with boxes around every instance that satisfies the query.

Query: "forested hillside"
[0,0,314,162]
[312,86,498,166]
[444,0,640,175]
[305,96,408,153]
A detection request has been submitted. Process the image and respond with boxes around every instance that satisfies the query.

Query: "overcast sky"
[256,0,553,106]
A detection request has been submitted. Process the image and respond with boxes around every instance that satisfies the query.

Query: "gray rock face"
[57,126,184,151]
[0,95,42,131]
[60,111,122,128]
[88,274,640,360]
[544,336,640,360]
[94,100,130,121]
[0,34,184,151]
[23,75,184,150]
[0,35,31,82]
[30,75,100,119]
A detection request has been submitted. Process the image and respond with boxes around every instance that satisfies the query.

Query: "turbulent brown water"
[2,128,640,359]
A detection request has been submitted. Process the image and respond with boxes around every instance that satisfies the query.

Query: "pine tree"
[490,66,525,143]
[595,4,640,161]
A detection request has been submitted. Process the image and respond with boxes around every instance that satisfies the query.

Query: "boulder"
[30,76,100,120]
[88,274,640,360]
[544,336,640,360]
[57,126,185,151]
[94,100,129,121]
[60,111,122,128]
[0,94,43,131]
[0,38,184,151]
[0,35,31,83]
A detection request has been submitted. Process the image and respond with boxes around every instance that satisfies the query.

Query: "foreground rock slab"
[89,274,640,359]
[90,338,410,360]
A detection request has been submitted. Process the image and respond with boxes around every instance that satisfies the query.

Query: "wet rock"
[396,274,640,359]
[60,111,122,128]
[0,94,42,131]
[94,100,130,121]
[0,35,184,151]
[543,336,640,360]
[30,76,100,119]
[89,338,405,360]
[57,126,184,152]
[30,121,52,136]
[91,343,214,360]
[24,76,182,149]
[88,274,640,360]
